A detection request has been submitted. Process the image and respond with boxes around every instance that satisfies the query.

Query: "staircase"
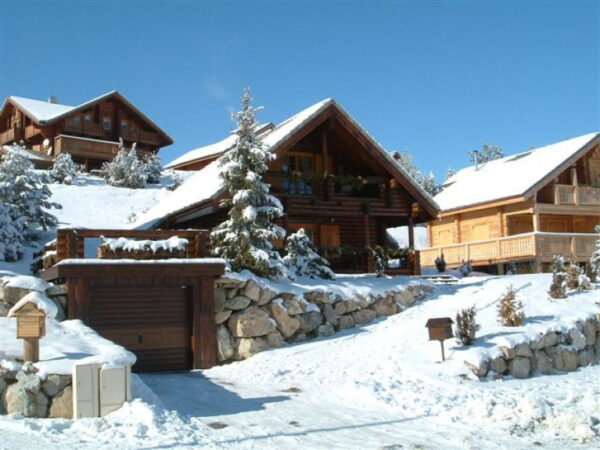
[417,274,460,285]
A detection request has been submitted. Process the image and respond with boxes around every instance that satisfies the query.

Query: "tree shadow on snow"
[139,371,289,419]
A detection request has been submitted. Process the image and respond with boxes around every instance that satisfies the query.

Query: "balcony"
[120,129,160,146]
[63,119,104,138]
[0,128,16,145]
[554,184,600,206]
[54,135,119,160]
[420,232,599,267]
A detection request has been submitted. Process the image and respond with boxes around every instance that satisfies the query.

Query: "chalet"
[144,98,439,274]
[421,132,600,273]
[0,91,173,169]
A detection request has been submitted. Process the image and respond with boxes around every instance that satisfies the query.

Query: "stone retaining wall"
[0,280,67,320]
[215,276,434,363]
[0,363,72,418]
[465,316,600,379]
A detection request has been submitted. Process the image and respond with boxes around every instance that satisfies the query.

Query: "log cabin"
[0,91,173,169]
[421,133,600,273]
[143,98,439,274]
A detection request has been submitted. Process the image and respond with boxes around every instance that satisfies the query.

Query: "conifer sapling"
[498,284,525,326]
[548,254,568,299]
[454,306,479,346]
[283,228,335,280]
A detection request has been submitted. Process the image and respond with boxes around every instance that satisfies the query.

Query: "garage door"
[88,285,193,372]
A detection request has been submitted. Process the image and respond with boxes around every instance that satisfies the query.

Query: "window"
[72,116,81,126]
[103,118,111,130]
[282,154,315,195]
[84,114,92,123]
[120,121,127,129]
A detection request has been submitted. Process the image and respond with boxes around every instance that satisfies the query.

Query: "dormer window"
[103,117,111,130]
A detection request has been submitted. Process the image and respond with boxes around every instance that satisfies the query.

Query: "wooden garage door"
[88,286,193,372]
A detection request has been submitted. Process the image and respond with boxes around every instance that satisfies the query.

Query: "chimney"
[469,150,480,170]
[48,95,57,104]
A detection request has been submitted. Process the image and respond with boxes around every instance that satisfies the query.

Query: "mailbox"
[425,317,454,362]
[13,303,46,339]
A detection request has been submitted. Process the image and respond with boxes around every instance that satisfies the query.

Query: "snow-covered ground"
[1,273,598,449]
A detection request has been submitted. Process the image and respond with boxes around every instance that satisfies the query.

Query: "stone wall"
[215,276,434,363]
[0,280,67,320]
[465,316,600,379]
[0,362,72,418]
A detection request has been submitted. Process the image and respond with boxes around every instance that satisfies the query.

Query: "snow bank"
[99,236,188,253]
[8,291,58,319]
[3,275,50,291]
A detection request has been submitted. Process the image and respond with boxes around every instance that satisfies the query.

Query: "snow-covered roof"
[138,98,439,229]
[2,144,54,163]
[435,132,600,212]
[8,291,58,319]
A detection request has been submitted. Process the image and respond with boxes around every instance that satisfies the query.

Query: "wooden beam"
[198,277,217,369]
[408,214,415,248]
[363,214,370,247]
[321,127,329,176]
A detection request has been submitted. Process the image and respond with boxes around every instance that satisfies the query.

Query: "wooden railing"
[54,228,212,264]
[120,129,160,146]
[63,119,104,137]
[421,232,599,266]
[554,184,600,206]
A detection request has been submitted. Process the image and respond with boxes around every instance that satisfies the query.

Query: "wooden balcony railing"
[421,232,599,267]
[54,135,120,159]
[63,119,104,137]
[554,184,600,206]
[120,129,160,146]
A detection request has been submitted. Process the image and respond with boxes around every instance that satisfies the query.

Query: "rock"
[371,296,398,317]
[268,301,300,338]
[338,315,355,330]
[0,302,10,317]
[279,292,297,301]
[357,294,370,309]
[534,350,554,375]
[216,325,235,362]
[509,356,531,379]
[539,332,558,348]
[46,285,67,296]
[214,287,226,311]
[266,331,285,348]
[234,337,269,360]
[316,323,335,337]
[514,343,532,358]
[16,371,41,392]
[548,345,578,371]
[283,298,304,315]
[225,295,252,311]
[583,319,597,347]
[215,310,232,325]
[352,309,377,325]
[322,304,339,327]
[228,306,276,338]
[303,290,329,304]
[465,359,489,378]
[568,328,587,350]
[257,287,278,306]
[242,279,261,301]
[577,347,596,367]
[489,356,507,374]
[41,375,70,397]
[2,287,32,306]
[395,290,416,307]
[4,384,48,417]
[48,385,72,419]
[299,311,322,333]
[500,346,515,360]
[225,288,239,299]
[334,300,359,315]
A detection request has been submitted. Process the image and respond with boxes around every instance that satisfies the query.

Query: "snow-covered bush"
[100,143,147,189]
[0,151,60,241]
[50,153,80,184]
[434,254,446,273]
[589,226,600,283]
[548,255,568,299]
[283,228,335,280]
[454,306,479,346]
[507,261,517,275]
[565,261,594,291]
[211,88,286,279]
[458,259,472,276]
[142,152,162,184]
[0,203,24,261]
[498,285,525,326]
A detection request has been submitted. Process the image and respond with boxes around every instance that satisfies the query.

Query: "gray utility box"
[73,363,132,419]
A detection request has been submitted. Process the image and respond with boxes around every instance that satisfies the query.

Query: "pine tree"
[391,150,441,196]
[211,88,286,279]
[469,143,505,166]
[50,153,80,184]
[565,261,594,291]
[497,285,525,326]
[548,255,568,299]
[455,306,479,345]
[589,225,600,283]
[100,143,147,188]
[0,203,24,261]
[445,166,456,181]
[142,152,162,184]
[0,151,60,241]
[283,228,335,280]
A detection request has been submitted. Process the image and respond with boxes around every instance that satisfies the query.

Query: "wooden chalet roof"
[435,132,600,213]
[137,98,439,229]
[1,91,174,146]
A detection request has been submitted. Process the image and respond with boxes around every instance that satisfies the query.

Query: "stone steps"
[417,274,460,285]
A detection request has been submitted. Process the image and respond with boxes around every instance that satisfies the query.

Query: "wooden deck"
[421,232,599,267]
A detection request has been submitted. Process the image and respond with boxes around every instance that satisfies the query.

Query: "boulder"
[338,315,355,330]
[283,298,304,315]
[279,292,297,302]
[514,343,532,358]
[322,304,339,327]
[257,287,278,306]
[46,284,67,296]
[242,279,261,301]
[395,289,416,307]
[41,375,70,397]
[266,331,285,348]
[4,384,48,417]
[225,295,252,311]
[2,287,33,306]
[352,309,377,325]
[356,294,371,309]
[577,348,596,367]
[568,328,587,351]
[334,300,359,315]
[16,371,41,392]
[508,356,531,379]
[489,356,507,374]
[234,337,269,360]
[215,310,232,325]
[216,325,235,362]
[303,290,329,304]
[548,345,578,371]
[534,350,554,375]
[268,301,301,338]
[539,332,558,348]
[228,306,276,338]
[299,311,323,333]
[583,319,597,347]
[465,359,489,378]
[214,287,226,312]
[371,296,398,317]
[48,386,73,419]
[316,323,335,337]
[225,288,239,299]
[500,346,515,360]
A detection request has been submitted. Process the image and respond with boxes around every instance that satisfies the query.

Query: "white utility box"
[73,363,132,419]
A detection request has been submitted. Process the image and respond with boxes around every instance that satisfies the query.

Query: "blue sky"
[0,1,598,181]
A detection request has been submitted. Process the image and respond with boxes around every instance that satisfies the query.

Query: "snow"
[100,236,188,253]
[436,132,600,211]
[1,273,598,448]
[2,145,54,163]
[8,291,58,319]
[3,275,50,291]
[0,317,135,379]
[57,258,225,265]
[8,96,74,122]
[386,225,429,249]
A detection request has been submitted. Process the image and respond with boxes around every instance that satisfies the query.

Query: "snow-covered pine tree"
[50,153,80,184]
[100,142,147,188]
[391,150,441,196]
[283,228,335,280]
[0,203,24,261]
[0,151,60,241]
[565,261,594,291]
[142,152,162,184]
[548,254,567,299]
[445,166,456,181]
[469,143,505,166]
[211,88,286,279]
[589,225,600,283]
[497,284,525,326]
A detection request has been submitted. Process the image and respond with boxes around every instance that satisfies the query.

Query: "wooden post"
[408,214,415,249]
[321,128,328,176]
[440,341,446,362]
[23,338,39,362]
